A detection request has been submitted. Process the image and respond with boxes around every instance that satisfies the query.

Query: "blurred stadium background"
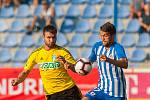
[0,0,150,100]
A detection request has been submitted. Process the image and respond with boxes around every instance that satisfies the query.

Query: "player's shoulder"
[113,42,125,50]
[56,45,71,54]
[113,42,124,48]
[56,45,69,52]
[93,41,103,48]
[31,46,43,55]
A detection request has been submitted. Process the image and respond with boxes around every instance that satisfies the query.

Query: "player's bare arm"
[56,56,76,72]
[11,69,30,86]
[100,55,128,69]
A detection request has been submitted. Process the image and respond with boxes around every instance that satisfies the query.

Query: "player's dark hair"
[100,22,116,35]
[43,25,57,36]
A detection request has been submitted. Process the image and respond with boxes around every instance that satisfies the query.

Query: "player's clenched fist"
[100,55,107,62]
[11,79,19,86]
[56,56,73,70]
[56,56,66,64]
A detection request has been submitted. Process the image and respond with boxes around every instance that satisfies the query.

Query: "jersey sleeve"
[115,44,127,59]
[24,51,37,71]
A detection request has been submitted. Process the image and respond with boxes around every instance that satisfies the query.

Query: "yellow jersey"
[24,45,76,95]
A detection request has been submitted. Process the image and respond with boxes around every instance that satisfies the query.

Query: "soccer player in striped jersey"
[82,22,128,100]
[11,25,82,100]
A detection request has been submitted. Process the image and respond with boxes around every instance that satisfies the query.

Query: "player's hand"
[56,56,71,70]
[11,79,19,86]
[100,55,107,62]
[56,56,66,64]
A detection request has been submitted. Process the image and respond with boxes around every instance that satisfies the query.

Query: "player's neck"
[44,44,56,51]
[104,42,114,50]
[104,46,110,50]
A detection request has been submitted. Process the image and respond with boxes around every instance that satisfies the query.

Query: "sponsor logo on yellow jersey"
[39,62,60,70]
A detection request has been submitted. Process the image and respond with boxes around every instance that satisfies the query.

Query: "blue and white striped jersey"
[89,41,127,97]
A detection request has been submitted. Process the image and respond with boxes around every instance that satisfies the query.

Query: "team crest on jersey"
[52,55,56,62]
[90,91,96,96]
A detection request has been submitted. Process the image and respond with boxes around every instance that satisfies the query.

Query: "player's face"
[99,31,114,47]
[43,31,57,48]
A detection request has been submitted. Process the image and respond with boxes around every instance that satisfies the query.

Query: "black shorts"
[46,85,82,100]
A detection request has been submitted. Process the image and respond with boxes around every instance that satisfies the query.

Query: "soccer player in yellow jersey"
[11,25,82,100]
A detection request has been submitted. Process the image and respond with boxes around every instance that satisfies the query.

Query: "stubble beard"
[45,42,56,49]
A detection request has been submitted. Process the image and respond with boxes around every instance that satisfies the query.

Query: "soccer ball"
[75,58,92,76]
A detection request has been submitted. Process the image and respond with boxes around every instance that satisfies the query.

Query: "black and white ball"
[75,58,92,76]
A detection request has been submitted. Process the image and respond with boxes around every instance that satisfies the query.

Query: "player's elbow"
[123,62,128,69]
[123,65,128,69]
